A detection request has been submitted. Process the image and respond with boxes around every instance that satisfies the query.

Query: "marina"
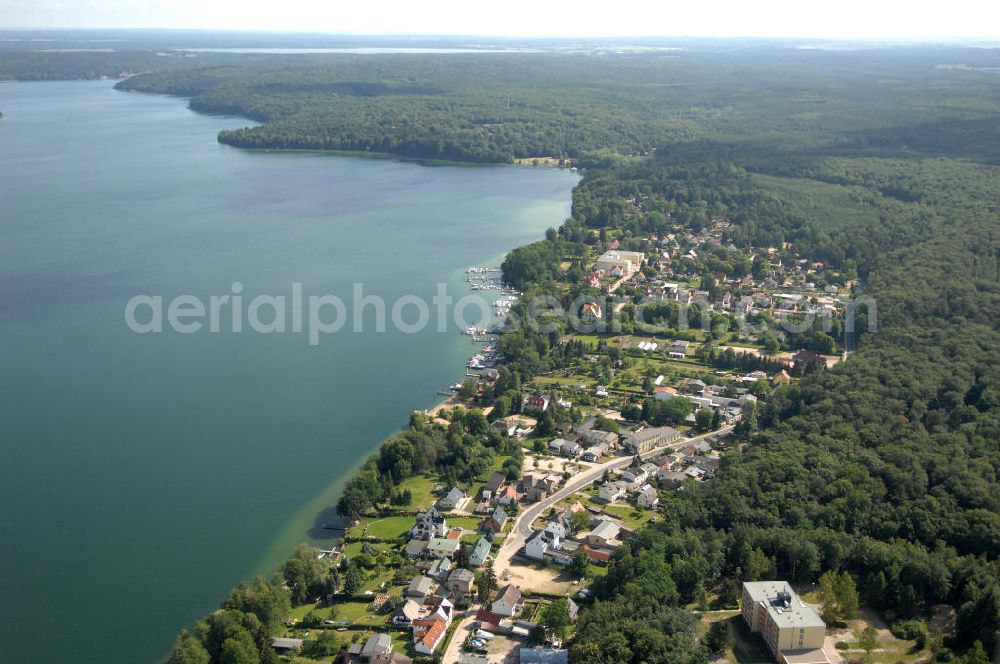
[437,267,520,396]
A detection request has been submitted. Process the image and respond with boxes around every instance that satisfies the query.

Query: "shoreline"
[250,258,515,577]
[115,77,576,171]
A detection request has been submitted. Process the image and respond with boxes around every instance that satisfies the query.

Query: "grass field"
[288,595,395,627]
[393,475,440,512]
[587,499,659,530]
[349,516,414,540]
[449,516,485,532]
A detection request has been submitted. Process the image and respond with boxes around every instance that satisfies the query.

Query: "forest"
[109,45,1000,167]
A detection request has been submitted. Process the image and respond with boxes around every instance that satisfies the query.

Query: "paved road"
[493,426,734,576]
[440,612,476,664]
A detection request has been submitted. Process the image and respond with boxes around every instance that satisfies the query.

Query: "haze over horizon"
[2,0,999,41]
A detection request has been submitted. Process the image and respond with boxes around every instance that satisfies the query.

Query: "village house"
[689,455,720,478]
[446,568,476,595]
[360,633,393,661]
[668,340,690,358]
[793,349,826,371]
[413,618,447,655]
[622,463,658,485]
[489,417,518,437]
[496,484,519,506]
[659,470,687,491]
[578,428,618,447]
[574,416,597,434]
[406,575,437,600]
[425,558,452,581]
[637,484,660,509]
[522,473,559,502]
[426,537,462,559]
[475,609,505,633]
[685,466,707,480]
[468,537,491,567]
[587,520,622,546]
[580,544,611,564]
[437,487,467,511]
[581,442,608,462]
[579,301,602,323]
[523,394,550,413]
[525,531,553,561]
[392,599,425,626]
[542,520,567,541]
[685,439,713,456]
[653,385,679,400]
[621,466,649,485]
[597,481,628,503]
[411,596,454,655]
[270,638,303,654]
[409,508,447,541]
[404,539,429,559]
[555,501,588,532]
[685,378,707,394]
[491,585,523,617]
[483,506,508,534]
[482,472,506,502]
[547,437,582,457]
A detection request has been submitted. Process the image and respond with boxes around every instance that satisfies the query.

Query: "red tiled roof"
[476,609,504,625]
[583,545,611,562]
[418,619,446,649]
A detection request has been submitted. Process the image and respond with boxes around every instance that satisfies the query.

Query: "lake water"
[0,80,577,664]
[180,47,540,54]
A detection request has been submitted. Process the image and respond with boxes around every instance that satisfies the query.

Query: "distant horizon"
[2,0,999,42]
[1,27,999,45]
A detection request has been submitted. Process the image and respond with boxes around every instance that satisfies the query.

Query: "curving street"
[493,425,733,576]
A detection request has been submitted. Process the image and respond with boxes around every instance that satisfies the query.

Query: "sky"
[1,0,999,40]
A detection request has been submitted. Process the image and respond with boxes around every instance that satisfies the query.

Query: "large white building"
[624,426,680,454]
[741,581,829,664]
[595,250,645,277]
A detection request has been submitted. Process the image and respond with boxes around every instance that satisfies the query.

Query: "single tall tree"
[477,560,499,604]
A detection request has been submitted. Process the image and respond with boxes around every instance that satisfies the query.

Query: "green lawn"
[330,600,387,626]
[587,499,658,530]
[393,475,439,512]
[361,569,397,594]
[533,375,594,387]
[349,516,414,540]
[565,334,602,345]
[288,597,394,626]
[449,515,484,531]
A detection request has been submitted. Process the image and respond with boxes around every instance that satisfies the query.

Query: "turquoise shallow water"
[0,80,577,664]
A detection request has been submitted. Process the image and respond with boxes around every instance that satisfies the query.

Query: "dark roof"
[484,473,506,492]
